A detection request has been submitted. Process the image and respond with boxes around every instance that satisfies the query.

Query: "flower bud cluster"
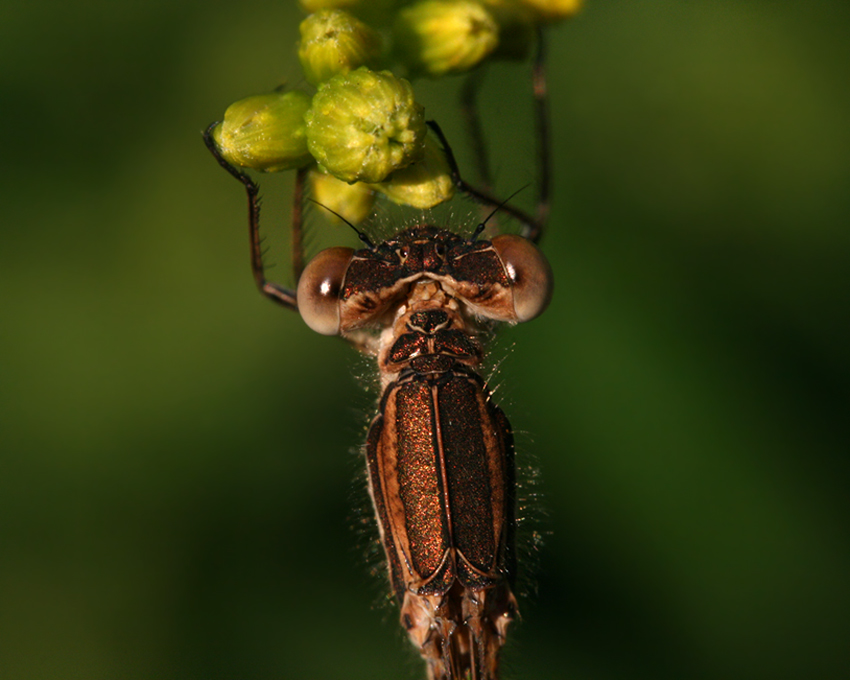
[209,0,583,219]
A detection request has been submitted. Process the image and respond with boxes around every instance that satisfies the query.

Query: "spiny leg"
[461,65,506,240]
[428,119,537,237]
[431,29,551,244]
[203,122,300,311]
[460,65,493,194]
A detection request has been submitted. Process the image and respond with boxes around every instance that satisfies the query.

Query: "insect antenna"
[472,184,530,240]
[308,198,375,248]
[427,119,538,235]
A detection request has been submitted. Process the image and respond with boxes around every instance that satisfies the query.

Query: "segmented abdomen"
[366,361,516,602]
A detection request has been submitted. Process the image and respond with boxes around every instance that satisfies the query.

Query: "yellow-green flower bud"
[298,9,383,86]
[213,90,313,172]
[393,0,499,78]
[370,134,454,209]
[309,169,377,224]
[516,0,584,23]
[298,0,399,27]
[305,67,426,184]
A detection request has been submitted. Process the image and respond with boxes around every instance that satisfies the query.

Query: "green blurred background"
[2,1,849,678]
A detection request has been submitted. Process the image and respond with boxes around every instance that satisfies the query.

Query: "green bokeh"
[1,1,848,679]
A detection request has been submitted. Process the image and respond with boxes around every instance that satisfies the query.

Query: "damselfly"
[205,27,553,680]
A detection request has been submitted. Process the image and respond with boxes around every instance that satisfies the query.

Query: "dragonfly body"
[294,223,551,678]
[203,28,553,680]
[318,225,539,678]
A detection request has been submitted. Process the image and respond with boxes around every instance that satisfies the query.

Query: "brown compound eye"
[296,247,354,335]
[491,234,553,322]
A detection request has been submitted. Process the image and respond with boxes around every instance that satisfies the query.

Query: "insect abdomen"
[367,362,514,596]
[366,348,517,679]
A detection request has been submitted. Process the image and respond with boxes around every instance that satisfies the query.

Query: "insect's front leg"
[429,119,539,236]
[460,64,494,194]
[437,28,552,245]
[203,122,301,312]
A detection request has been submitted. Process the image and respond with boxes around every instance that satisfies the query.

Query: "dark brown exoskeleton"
[204,29,553,680]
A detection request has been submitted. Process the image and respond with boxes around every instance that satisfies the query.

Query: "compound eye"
[491,234,553,322]
[296,247,354,335]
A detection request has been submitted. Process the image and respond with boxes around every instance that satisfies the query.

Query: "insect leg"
[427,120,537,236]
[429,30,551,242]
[203,123,299,311]
[460,65,493,193]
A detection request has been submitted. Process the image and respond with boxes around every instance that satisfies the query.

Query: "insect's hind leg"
[202,122,301,311]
